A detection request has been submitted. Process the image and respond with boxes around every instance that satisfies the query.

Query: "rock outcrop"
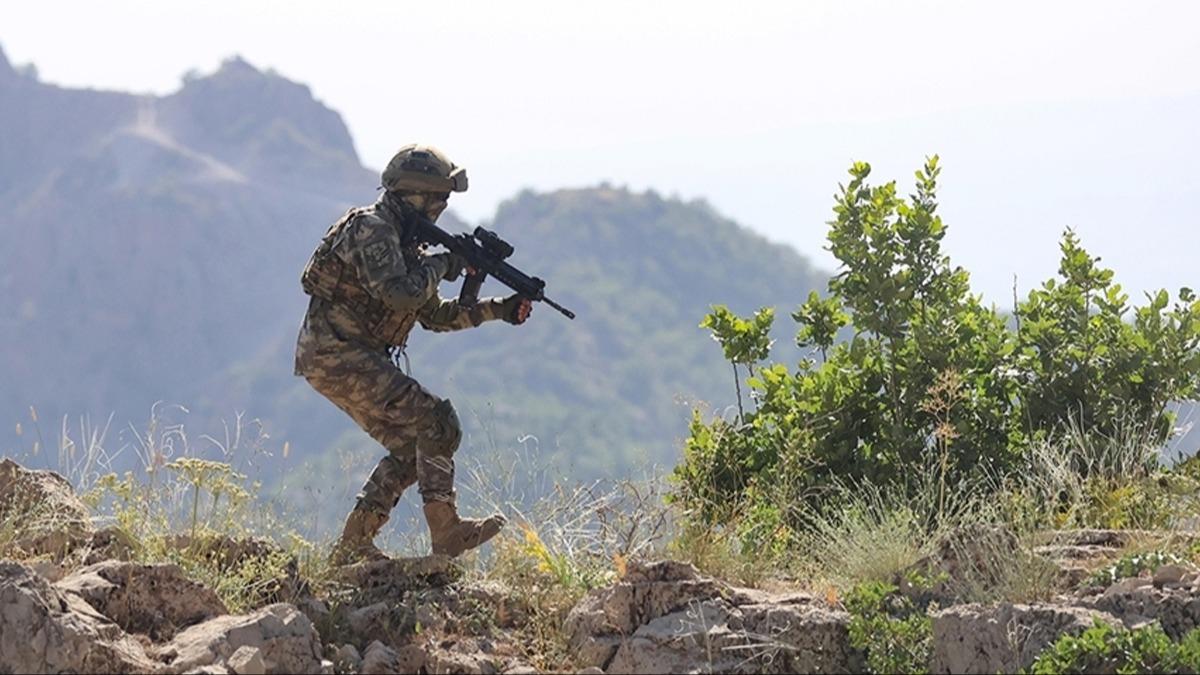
[566,560,862,674]
[0,561,157,673]
[1080,580,1200,639]
[931,603,1118,674]
[56,560,229,640]
[0,458,94,558]
[158,603,323,674]
[10,459,1200,675]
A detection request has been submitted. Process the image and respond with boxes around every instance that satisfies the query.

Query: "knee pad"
[431,398,463,455]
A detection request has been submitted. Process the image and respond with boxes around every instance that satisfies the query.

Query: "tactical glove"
[428,252,467,282]
[498,294,533,325]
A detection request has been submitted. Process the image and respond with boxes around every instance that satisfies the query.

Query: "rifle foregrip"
[458,270,486,307]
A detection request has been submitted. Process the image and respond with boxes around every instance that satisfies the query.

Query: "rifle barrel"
[543,297,576,320]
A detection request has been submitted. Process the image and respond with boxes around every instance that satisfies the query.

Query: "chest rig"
[301,207,421,346]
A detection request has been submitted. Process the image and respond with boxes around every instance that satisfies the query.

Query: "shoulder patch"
[363,240,394,269]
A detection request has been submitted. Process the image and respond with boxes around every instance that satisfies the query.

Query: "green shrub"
[1029,621,1200,674]
[845,580,931,674]
[675,158,1200,544]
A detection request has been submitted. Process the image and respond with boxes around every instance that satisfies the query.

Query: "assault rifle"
[408,212,576,320]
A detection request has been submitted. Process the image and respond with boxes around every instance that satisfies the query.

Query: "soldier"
[294,144,532,564]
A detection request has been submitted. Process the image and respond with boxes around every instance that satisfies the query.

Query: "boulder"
[1081,584,1200,639]
[357,641,431,674]
[566,559,860,673]
[359,640,398,674]
[603,596,856,674]
[1153,564,1192,588]
[318,558,514,650]
[394,644,428,673]
[227,646,266,675]
[0,560,157,673]
[159,602,323,674]
[0,458,93,558]
[565,560,726,668]
[930,603,1118,674]
[334,554,458,592]
[330,643,362,673]
[345,600,417,646]
[57,560,228,639]
[1101,576,1152,598]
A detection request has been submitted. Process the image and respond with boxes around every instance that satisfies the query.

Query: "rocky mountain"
[0,45,828,511]
[0,45,375,427]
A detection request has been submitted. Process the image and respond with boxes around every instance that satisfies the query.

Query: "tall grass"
[4,402,326,611]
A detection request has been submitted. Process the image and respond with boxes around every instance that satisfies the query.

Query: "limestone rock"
[359,640,399,674]
[0,560,157,673]
[28,558,68,582]
[57,560,228,639]
[160,602,323,674]
[930,603,1118,674]
[227,645,266,675]
[0,458,93,558]
[394,644,428,673]
[737,599,861,673]
[426,646,495,674]
[565,560,725,668]
[1153,563,1191,588]
[331,643,362,672]
[1081,584,1200,639]
[346,600,417,646]
[295,595,330,630]
[335,555,458,593]
[605,596,856,674]
[566,559,859,673]
[1102,576,1152,598]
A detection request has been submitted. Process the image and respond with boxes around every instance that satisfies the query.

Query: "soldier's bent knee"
[431,399,463,455]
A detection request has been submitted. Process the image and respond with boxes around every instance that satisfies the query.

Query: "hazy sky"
[3,0,1198,304]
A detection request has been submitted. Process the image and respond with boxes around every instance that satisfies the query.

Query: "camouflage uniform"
[295,195,513,514]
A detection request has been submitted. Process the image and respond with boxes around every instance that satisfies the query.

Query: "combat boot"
[330,508,390,566]
[423,501,507,557]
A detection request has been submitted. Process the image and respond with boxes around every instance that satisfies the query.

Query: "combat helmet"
[381,144,468,194]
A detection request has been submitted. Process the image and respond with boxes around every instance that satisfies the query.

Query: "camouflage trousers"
[302,348,462,516]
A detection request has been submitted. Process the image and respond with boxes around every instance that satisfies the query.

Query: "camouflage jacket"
[294,197,508,376]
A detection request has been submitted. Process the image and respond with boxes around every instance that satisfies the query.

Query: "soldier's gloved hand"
[498,294,533,325]
[428,252,467,282]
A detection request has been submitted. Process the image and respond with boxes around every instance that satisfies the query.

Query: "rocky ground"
[5,457,1200,674]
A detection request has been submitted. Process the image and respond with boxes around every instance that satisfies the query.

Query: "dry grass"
[4,403,324,612]
[454,448,675,671]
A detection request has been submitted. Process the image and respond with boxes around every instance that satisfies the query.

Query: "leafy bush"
[674,158,1200,543]
[1029,621,1200,674]
[845,579,932,674]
